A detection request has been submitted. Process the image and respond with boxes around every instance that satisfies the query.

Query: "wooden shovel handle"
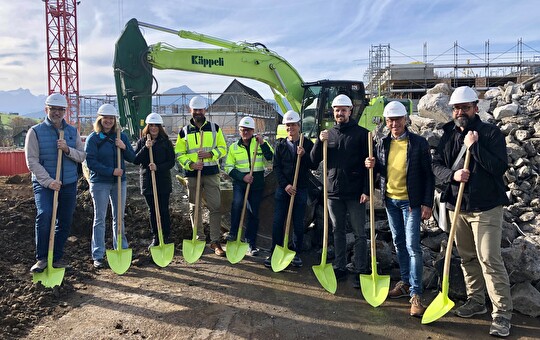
[321,139,329,262]
[47,130,64,256]
[284,134,304,236]
[193,130,204,237]
[116,127,123,250]
[238,140,260,236]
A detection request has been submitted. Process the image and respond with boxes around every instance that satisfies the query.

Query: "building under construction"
[363,39,540,99]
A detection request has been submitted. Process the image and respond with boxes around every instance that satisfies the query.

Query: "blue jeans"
[271,187,308,253]
[33,181,77,261]
[327,198,367,272]
[385,198,423,295]
[90,180,129,261]
[229,184,263,248]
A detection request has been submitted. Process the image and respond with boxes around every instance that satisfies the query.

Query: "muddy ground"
[0,170,539,339]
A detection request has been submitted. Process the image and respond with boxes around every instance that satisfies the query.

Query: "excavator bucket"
[113,18,153,140]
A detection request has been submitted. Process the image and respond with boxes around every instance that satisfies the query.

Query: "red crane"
[44,0,80,127]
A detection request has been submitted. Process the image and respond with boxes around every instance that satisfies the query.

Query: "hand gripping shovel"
[271,134,304,272]
[422,149,471,324]
[226,141,259,264]
[106,127,132,275]
[147,134,174,267]
[360,132,390,307]
[33,130,65,288]
[312,140,337,294]
[182,130,206,264]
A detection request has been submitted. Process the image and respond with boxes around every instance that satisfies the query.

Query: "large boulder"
[510,281,540,317]
[418,92,452,123]
[501,235,540,283]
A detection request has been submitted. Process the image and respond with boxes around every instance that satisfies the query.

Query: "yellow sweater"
[386,139,408,200]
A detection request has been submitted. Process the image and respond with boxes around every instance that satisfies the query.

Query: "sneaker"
[334,268,348,281]
[388,281,410,299]
[264,257,272,268]
[346,262,357,273]
[30,259,47,273]
[210,242,226,257]
[409,294,426,317]
[226,233,236,242]
[52,259,70,269]
[489,316,511,337]
[248,246,259,256]
[454,299,488,318]
[93,260,105,269]
[147,238,158,250]
[291,256,303,268]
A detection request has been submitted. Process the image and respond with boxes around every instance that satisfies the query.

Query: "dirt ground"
[0,171,539,340]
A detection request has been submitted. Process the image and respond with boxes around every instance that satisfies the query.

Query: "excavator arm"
[114,18,304,138]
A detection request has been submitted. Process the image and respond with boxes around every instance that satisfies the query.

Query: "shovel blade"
[150,243,175,267]
[106,248,133,275]
[312,264,337,294]
[360,273,390,307]
[32,266,65,288]
[225,240,249,264]
[421,291,455,324]
[271,246,295,272]
[182,239,206,264]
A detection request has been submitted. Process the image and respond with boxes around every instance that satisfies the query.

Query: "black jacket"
[133,134,176,196]
[273,137,317,190]
[310,119,369,200]
[373,129,434,208]
[432,115,509,211]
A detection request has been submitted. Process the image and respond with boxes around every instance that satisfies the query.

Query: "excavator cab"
[301,80,368,138]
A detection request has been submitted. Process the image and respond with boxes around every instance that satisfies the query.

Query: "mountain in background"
[0,89,47,116]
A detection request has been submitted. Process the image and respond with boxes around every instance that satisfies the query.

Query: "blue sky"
[1,0,538,99]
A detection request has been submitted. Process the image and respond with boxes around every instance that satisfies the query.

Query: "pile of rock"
[409,81,540,317]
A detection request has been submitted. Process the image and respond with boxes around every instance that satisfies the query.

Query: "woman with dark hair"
[133,113,176,248]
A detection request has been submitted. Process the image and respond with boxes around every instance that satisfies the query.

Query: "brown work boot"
[210,242,225,257]
[388,281,410,299]
[409,294,426,317]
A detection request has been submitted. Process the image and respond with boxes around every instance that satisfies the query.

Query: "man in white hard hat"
[365,101,434,316]
[310,94,370,287]
[264,110,317,269]
[25,93,86,273]
[225,116,274,256]
[432,86,512,337]
[175,95,227,256]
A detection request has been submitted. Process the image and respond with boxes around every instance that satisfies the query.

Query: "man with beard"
[432,86,512,337]
[175,95,227,256]
[310,94,369,288]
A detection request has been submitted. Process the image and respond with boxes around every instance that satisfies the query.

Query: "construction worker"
[85,104,136,269]
[365,101,434,317]
[175,96,227,256]
[432,86,512,337]
[265,110,317,268]
[310,94,369,288]
[133,113,176,248]
[25,93,86,273]
[225,116,274,256]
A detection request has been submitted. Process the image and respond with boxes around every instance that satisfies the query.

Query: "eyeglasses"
[48,107,66,113]
[239,128,254,133]
[452,105,474,112]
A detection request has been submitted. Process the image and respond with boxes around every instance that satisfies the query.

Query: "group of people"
[25,86,513,337]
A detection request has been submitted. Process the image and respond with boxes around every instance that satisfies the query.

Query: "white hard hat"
[189,96,207,109]
[145,112,163,125]
[239,116,255,129]
[97,103,119,117]
[45,93,68,108]
[383,101,408,118]
[449,86,478,105]
[331,94,353,107]
[283,110,301,124]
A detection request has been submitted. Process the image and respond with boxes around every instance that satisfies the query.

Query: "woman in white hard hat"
[84,104,136,269]
[133,113,175,248]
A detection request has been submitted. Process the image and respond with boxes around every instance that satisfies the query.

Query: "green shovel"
[182,131,206,264]
[422,149,471,324]
[271,135,304,272]
[147,134,175,267]
[360,132,390,307]
[107,127,132,275]
[312,140,337,294]
[226,141,259,264]
[33,130,65,288]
